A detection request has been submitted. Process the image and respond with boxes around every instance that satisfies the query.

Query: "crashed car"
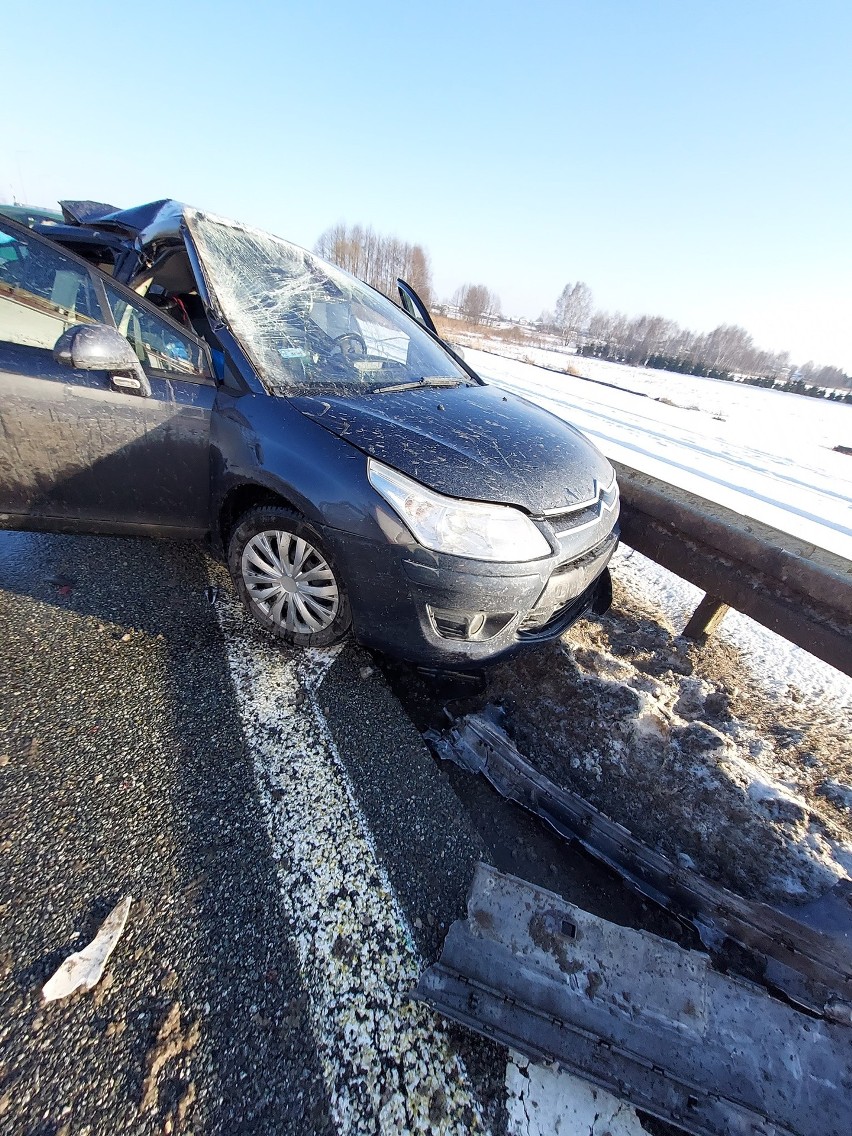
[0,200,619,666]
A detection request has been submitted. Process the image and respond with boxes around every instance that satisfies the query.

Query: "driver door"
[397,279,438,335]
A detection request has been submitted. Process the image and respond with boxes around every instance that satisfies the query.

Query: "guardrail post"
[683,594,730,640]
[612,461,852,677]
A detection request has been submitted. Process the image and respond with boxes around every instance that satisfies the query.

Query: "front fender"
[209,391,398,548]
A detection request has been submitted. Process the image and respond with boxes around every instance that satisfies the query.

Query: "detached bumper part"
[415,864,852,1136]
[427,711,852,1014]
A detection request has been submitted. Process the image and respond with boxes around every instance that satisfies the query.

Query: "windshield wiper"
[375,376,468,394]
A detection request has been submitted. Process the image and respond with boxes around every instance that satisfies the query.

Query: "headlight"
[367,459,552,562]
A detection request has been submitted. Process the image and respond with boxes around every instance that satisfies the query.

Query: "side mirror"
[53,323,151,397]
[451,344,466,361]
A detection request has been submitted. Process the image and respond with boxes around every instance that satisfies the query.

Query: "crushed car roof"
[58,199,187,246]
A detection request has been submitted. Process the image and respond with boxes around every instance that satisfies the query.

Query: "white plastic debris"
[42,896,132,1001]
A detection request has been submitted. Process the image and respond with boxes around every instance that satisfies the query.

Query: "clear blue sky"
[4,0,851,370]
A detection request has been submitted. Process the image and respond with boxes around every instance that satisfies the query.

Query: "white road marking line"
[216,597,488,1134]
[505,1053,644,1136]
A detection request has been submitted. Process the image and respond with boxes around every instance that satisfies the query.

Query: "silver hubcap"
[241,530,340,634]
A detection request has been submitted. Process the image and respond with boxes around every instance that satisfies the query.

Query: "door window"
[103,284,210,378]
[0,222,101,350]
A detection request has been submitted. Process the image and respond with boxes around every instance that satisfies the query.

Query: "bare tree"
[314,222,434,304]
[452,283,501,325]
[703,324,754,373]
[406,244,433,308]
[554,282,593,342]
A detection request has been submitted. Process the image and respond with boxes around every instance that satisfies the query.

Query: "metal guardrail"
[613,462,852,678]
[461,342,850,672]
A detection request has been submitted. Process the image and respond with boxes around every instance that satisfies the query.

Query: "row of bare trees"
[541,282,851,389]
[314,222,434,307]
[313,223,502,327]
[311,224,849,391]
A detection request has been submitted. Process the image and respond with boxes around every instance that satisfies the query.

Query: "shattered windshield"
[184,211,469,395]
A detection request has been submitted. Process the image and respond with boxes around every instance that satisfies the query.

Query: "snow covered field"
[465,345,852,561]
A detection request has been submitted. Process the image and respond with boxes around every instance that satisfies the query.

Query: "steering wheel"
[333,333,367,361]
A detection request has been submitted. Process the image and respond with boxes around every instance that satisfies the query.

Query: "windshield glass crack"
[184,211,470,397]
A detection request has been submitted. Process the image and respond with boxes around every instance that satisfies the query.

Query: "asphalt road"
[0,532,343,1135]
[0,530,520,1135]
[0,529,664,1136]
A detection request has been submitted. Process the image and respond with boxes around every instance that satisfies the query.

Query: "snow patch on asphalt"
[215,598,487,1134]
[505,1053,644,1136]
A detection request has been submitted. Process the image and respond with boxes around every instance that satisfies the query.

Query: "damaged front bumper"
[324,525,618,666]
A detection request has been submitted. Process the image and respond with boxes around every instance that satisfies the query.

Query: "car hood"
[289,383,613,515]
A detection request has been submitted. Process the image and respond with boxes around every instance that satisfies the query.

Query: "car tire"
[228,506,352,647]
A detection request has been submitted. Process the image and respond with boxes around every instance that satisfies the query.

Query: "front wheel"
[228,507,352,647]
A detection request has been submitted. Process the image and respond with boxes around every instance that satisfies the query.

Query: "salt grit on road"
[214,594,488,1134]
[215,595,643,1136]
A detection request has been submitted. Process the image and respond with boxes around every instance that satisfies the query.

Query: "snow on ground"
[505,1054,643,1136]
[463,343,852,561]
[613,545,852,718]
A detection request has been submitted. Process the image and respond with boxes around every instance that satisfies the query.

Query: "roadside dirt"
[386,576,852,911]
[485,576,852,906]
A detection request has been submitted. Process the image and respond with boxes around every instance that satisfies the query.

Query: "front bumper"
[321,521,618,668]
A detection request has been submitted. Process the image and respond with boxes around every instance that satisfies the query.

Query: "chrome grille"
[543,477,620,561]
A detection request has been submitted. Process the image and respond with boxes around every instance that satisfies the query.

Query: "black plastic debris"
[46,573,75,595]
[426,710,852,1017]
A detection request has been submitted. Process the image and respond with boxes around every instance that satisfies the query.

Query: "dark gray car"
[0,202,619,666]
